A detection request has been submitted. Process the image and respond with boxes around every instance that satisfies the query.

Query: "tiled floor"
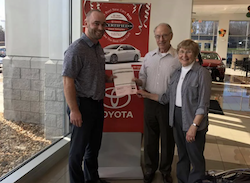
[36,68,250,183]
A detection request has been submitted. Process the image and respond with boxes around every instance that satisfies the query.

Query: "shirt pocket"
[187,84,199,100]
[168,79,176,96]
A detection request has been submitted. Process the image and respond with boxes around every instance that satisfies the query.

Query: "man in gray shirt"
[134,23,181,183]
[62,10,113,183]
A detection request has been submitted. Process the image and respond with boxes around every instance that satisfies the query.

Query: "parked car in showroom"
[199,51,226,82]
[104,44,141,63]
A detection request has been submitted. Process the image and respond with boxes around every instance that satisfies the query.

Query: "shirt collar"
[81,33,99,47]
[151,46,177,58]
[182,61,195,70]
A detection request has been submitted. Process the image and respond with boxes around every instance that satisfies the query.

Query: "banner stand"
[98,132,143,179]
[82,1,150,180]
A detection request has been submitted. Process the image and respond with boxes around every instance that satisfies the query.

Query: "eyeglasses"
[178,50,193,55]
[154,33,172,40]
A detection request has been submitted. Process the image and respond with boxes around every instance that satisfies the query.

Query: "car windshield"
[201,52,220,60]
[104,45,120,49]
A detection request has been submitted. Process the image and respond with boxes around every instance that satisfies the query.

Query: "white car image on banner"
[104,44,141,63]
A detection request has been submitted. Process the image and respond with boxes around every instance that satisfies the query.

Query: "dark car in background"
[200,51,226,82]
[0,46,6,57]
[0,46,6,72]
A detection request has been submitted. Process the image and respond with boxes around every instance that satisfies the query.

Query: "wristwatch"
[192,123,199,128]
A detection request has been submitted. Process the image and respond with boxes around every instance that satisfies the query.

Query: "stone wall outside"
[3,57,66,140]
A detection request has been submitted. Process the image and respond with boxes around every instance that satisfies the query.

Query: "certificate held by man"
[113,67,137,96]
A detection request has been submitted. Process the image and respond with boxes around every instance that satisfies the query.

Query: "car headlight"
[104,52,110,55]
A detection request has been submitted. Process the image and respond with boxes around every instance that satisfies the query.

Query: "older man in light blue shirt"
[134,23,181,183]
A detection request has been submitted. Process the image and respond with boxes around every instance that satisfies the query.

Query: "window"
[127,45,135,50]
[229,21,247,36]
[191,20,218,51]
[228,21,250,53]
[105,45,119,49]
[0,0,69,179]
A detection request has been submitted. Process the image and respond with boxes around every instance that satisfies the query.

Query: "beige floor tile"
[230,127,250,136]
[207,125,233,139]
[204,143,222,161]
[223,162,248,170]
[215,136,239,147]
[206,159,224,171]
[209,113,243,124]
[238,147,250,166]
[231,133,250,145]
[35,158,68,183]
[218,144,247,165]
[56,172,70,183]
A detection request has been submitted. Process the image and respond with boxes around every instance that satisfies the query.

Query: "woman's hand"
[106,74,117,83]
[186,125,198,143]
[137,90,159,101]
[137,89,148,98]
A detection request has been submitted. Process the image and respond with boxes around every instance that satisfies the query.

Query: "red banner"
[82,1,150,57]
[82,1,150,133]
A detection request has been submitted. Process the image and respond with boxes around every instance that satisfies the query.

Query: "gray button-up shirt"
[62,33,106,101]
[159,62,212,131]
[139,46,181,95]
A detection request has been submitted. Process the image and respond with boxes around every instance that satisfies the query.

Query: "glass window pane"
[248,22,250,36]
[247,37,250,50]
[191,20,218,40]
[0,1,69,179]
[199,36,213,40]
[191,36,198,40]
[214,21,218,36]
[204,43,211,51]
[197,42,201,50]
[228,36,246,51]
[191,21,213,35]
[229,21,248,36]
[213,36,217,51]
[198,21,214,35]
[191,21,199,35]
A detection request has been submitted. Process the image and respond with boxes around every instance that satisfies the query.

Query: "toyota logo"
[104,87,131,109]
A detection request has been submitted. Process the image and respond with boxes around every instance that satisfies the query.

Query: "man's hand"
[70,110,83,127]
[132,77,143,86]
[63,76,83,127]
[186,125,197,143]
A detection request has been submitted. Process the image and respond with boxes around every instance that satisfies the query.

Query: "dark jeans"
[174,106,207,183]
[68,97,104,183]
[143,98,175,175]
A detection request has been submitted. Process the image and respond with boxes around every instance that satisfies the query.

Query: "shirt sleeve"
[62,51,83,79]
[195,67,212,116]
[139,54,148,89]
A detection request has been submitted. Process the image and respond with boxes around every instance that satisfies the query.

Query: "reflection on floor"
[36,69,250,183]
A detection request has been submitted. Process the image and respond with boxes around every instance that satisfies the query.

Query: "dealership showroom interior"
[1,0,250,183]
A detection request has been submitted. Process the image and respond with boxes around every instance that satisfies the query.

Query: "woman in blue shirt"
[137,39,211,183]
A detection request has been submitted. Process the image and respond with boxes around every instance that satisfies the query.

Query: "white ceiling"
[193,0,250,16]
[193,5,249,15]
